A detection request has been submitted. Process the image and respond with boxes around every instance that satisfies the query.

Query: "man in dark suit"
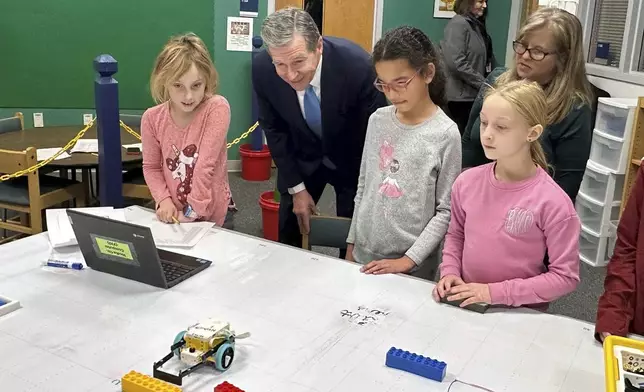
[252,7,386,251]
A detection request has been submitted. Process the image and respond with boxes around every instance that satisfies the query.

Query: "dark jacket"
[441,14,495,102]
[596,166,644,341]
[461,68,593,202]
[252,37,387,193]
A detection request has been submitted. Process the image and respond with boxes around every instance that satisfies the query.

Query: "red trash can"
[239,144,271,181]
[259,191,279,241]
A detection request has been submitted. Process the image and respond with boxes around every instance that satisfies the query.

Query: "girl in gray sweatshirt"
[346,26,462,280]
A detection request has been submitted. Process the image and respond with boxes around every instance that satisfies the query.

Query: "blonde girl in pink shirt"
[434,80,580,308]
[142,33,231,226]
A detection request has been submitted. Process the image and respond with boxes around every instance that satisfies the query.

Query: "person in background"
[595,165,644,342]
[304,0,323,33]
[253,8,386,253]
[434,80,580,308]
[461,7,593,203]
[142,33,231,226]
[346,26,461,280]
[441,0,495,134]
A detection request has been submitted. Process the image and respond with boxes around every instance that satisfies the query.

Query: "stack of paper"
[46,207,126,248]
[125,205,213,248]
[70,139,99,154]
[37,148,71,161]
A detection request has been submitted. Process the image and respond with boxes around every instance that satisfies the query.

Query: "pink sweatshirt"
[142,95,231,226]
[440,163,580,307]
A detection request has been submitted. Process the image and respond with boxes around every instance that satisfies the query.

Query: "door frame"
[505,0,523,66]
[269,0,519,58]
[267,0,383,50]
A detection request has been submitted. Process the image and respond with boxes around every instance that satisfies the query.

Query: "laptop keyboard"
[161,261,194,283]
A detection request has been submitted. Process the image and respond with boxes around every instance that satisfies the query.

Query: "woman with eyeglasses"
[461,7,593,203]
[440,0,496,135]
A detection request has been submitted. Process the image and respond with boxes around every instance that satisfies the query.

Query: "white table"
[0,222,606,392]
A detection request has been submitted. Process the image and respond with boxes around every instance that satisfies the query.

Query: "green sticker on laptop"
[90,234,140,266]
[95,238,133,260]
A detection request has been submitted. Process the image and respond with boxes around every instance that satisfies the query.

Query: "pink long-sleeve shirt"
[440,163,580,307]
[142,95,231,226]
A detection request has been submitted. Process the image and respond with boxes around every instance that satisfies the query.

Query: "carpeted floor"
[228,170,607,324]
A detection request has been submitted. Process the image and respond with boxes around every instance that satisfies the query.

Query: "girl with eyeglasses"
[461,8,593,203]
[345,26,461,280]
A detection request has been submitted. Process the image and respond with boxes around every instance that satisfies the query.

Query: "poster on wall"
[434,0,456,18]
[240,0,259,17]
[226,16,253,52]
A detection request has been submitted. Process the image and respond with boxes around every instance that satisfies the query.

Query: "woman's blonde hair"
[497,7,592,125]
[150,33,218,104]
[485,80,549,171]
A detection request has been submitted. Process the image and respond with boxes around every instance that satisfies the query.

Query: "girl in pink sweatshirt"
[434,80,580,308]
[142,33,231,226]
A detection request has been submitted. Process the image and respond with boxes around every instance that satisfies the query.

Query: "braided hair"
[372,26,448,108]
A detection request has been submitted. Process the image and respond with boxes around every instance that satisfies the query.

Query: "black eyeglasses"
[512,41,554,61]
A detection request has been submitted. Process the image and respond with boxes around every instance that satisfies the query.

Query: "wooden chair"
[0,112,24,239]
[301,215,352,251]
[119,114,147,200]
[0,112,24,134]
[0,147,85,243]
[119,113,142,128]
[122,168,152,200]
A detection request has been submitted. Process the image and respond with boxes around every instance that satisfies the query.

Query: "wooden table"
[0,125,142,168]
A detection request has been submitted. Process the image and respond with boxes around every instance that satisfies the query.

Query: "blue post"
[94,54,123,207]
[251,36,264,152]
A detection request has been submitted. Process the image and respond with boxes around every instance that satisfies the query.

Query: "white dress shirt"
[289,55,323,195]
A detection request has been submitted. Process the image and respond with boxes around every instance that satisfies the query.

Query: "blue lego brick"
[385,347,446,382]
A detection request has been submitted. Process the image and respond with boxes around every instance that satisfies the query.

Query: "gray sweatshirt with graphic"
[347,106,462,272]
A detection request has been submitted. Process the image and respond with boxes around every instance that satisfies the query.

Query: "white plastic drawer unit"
[579,160,625,204]
[575,191,620,236]
[595,97,638,139]
[589,129,630,174]
[579,225,612,267]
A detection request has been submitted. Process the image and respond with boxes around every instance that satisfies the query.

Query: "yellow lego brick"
[121,370,181,392]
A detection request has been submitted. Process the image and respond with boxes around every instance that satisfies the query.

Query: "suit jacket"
[252,37,387,193]
[440,14,496,102]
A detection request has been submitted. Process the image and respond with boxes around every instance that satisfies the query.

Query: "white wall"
[589,76,644,98]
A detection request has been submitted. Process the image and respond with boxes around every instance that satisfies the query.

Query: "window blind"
[588,0,629,67]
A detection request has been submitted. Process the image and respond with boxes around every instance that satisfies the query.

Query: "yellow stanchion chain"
[227,121,259,149]
[120,120,259,149]
[0,119,260,182]
[0,118,96,182]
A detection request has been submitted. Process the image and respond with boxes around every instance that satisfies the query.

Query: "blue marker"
[43,260,84,270]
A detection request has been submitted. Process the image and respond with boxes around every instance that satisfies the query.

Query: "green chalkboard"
[0,0,215,109]
[382,0,512,66]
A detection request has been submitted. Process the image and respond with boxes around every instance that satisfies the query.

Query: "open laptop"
[66,209,212,289]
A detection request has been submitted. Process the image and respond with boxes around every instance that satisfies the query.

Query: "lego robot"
[153,319,250,386]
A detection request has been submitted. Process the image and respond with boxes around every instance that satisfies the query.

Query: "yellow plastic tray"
[604,335,644,391]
